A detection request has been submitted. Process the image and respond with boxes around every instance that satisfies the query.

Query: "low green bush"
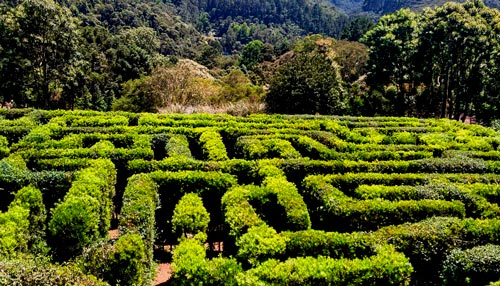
[440,244,500,286]
[49,195,101,260]
[119,173,158,262]
[281,230,375,259]
[304,175,467,231]
[166,134,193,158]
[237,225,288,267]
[199,130,229,161]
[0,135,9,158]
[373,217,500,284]
[171,236,243,286]
[10,186,47,253]
[109,233,148,286]
[172,193,210,238]
[237,245,413,285]
[222,185,266,238]
[0,255,109,286]
[171,237,209,284]
[71,116,129,127]
[261,175,311,231]
[290,135,338,160]
[0,206,29,258]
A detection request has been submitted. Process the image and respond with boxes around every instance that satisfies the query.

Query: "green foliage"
[0,255,109,286]
[0,0,81,109]
[0,135,9,158]
[303,174,467,231]
[166,134,193,159]
[0,206,29,258]
[171,238,208,284]
[222,185,267,238]
[440,244,500,286]
[199,130,229,161]
[240,40,266,70]
[10,186,47,253]
[110,233,148,286]
[282,230,375,259]
[235,137,301,159]
[372,217,500,283]
[119,173,158,282]
[237,245,413,285]
[112,76,163,113]
[49,195,101,260]
[266,36,346,115]
[237,225,288,266]
[172,193,211,238]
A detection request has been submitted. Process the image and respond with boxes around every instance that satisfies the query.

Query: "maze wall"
[1,109,500,285]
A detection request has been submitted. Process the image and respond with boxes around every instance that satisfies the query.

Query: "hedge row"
[305,173,500,195]
[354,182,500,218]
[372,217,500,284]
[239,244,412,285]
[303,175,466,231]
[128,157,496,189]
[0,255,109,286]
[166,134,193,159]
[0,196,31,258]
[118,173,158,285]
[171,193,210,239]
[48,159,116,261]
[18,140,154,163]
[198,130,229,161]
[235,136,302,160]
[441,244,500,285]
[171,236,242,286]
[0,155,73,211]
[149,170,237,243]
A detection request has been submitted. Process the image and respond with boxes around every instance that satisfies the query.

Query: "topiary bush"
[49,195,101,261]
[9,185,47,254]
[172,193,210,239]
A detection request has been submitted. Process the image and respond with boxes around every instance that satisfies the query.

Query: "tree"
[417,0,500,119]
[265,35,346,115]
[239,40,265,70]
[361,8,420,116]
[1,0,81,109]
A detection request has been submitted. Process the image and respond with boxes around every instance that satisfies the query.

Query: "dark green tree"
[239,40,265,70]
[361,8,420,116]
[266,35,346,115]
[1,0,81,109]
[417,0,500,119]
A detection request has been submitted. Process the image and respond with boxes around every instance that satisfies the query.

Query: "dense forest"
[1,0,500,125]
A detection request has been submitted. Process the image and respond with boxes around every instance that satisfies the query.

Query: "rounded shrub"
[49,195,101,260]
[172,193,210,238]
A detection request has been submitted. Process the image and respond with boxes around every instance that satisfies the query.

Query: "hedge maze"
[2,109,500,285]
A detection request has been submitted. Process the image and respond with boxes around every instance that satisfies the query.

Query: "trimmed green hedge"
[172,193,210,239]
[303,175,466,231]
[166,134,193,159]
[373,217,500,284]
[0,255,109,286]
[171,237,243,286]
[237,245,413,285]
[440,244,500,286]
[199,130,229,161]
[49,159,116,260]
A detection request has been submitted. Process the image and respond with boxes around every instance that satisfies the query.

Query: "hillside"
[361,0,500,15]
[59,0,352,55]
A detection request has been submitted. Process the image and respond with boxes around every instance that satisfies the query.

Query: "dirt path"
[154,263,173,285]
